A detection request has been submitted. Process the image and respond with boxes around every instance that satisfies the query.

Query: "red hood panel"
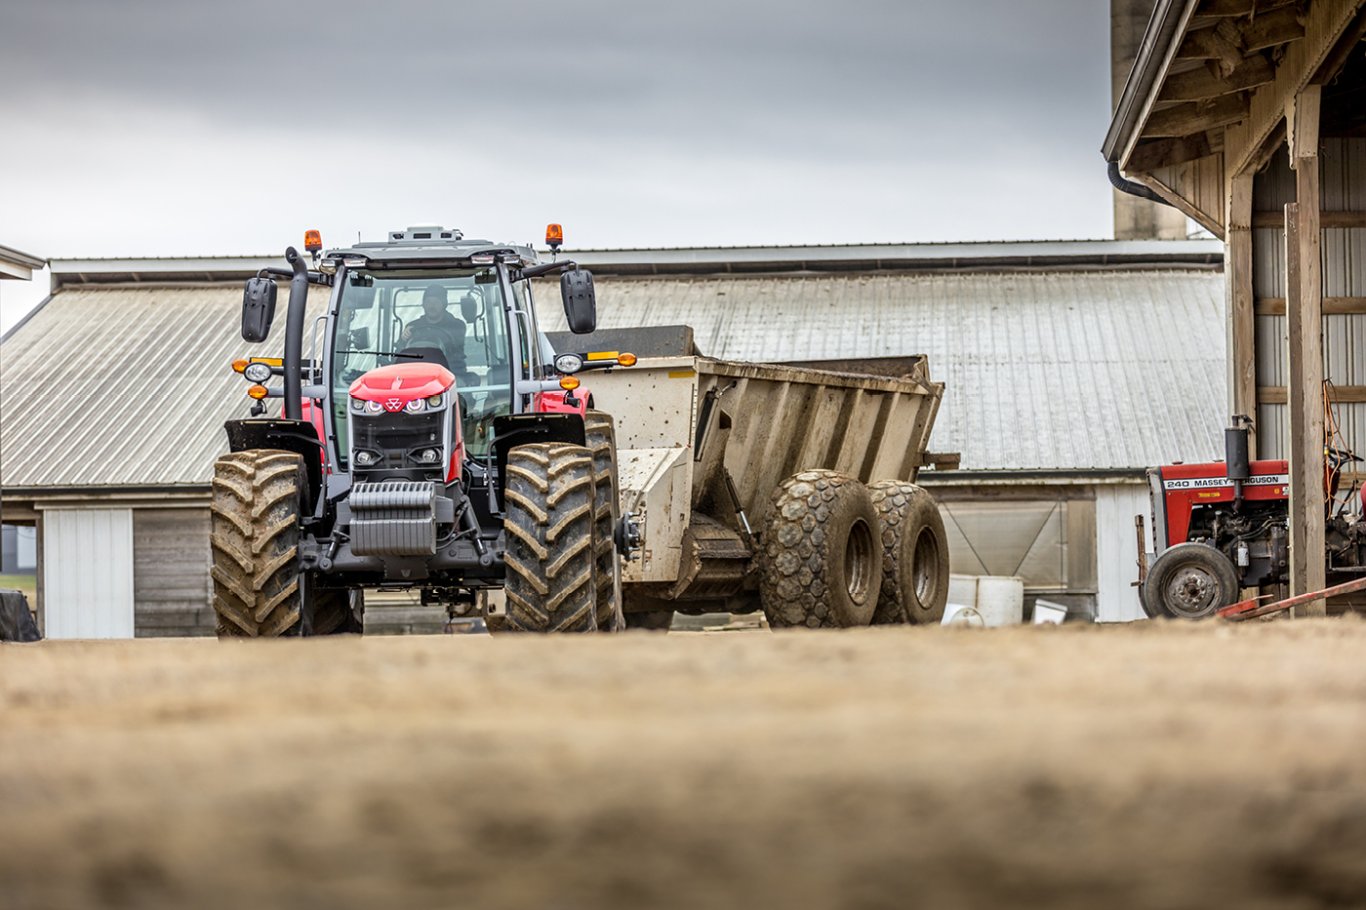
[349,362,455,409]
[1160,459,1289,479]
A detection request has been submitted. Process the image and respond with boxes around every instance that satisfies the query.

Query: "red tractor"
[1140,417,1365,618]
[212,225,638,636]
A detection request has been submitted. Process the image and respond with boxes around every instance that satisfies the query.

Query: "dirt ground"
[3,620,1366,910]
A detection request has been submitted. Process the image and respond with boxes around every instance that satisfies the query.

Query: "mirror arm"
[516,259,578,281]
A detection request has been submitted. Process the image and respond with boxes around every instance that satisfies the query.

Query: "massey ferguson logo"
[384,398,403,412]
[1163,474,1290,491]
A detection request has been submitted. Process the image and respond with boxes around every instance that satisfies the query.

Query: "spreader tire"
[210,450,307,638]
[759,470,880,629]
[502,443,599,633]
[870,481,950,625]
[1141,542,1239,620]
[584,410,624,632]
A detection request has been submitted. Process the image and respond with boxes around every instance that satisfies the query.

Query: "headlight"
[554,353,584,375]
[351,397,365,412]
[364,400,383,414]
[243,362,273,383]
[426,393,445,409]
[412,447,442,465]
[354,450,378,467]
[405,398,426,413]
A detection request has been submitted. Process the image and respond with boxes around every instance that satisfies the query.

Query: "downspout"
[1107,160,1174,207]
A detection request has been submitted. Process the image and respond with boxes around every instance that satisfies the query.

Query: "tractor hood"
[349,362,454,411]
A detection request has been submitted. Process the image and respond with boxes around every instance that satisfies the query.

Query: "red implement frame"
[1218,575,1366,621]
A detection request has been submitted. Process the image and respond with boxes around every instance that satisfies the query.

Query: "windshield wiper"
[338,349,424,359]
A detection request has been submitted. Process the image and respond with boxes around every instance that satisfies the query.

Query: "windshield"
[331,268,512,464]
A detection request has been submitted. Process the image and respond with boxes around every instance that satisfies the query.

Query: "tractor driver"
[401,285,468,374]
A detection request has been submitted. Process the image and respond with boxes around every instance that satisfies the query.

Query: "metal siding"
[0,285,329,488]
[544,270,1227,471]
[1095,484,1149,623]
[43,508,134,638]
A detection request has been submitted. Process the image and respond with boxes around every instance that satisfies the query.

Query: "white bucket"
[974,576,1025,627]
[947,574,980,609]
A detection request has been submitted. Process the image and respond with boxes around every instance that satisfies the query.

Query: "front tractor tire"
[502,443,600,633]
[584,410,624,632]
[759,470,880,629]
[210,450,357,638]
[1141,542,1240,620]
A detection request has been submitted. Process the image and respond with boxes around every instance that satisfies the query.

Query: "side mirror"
[460,294,480,322]
[241,277,277,343]
[561,269,597,335]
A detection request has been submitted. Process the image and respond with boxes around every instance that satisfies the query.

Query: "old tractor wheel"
[759,469,880,629]
[584,410,624,632]
[311,587,364,635]
[1141,542,1239,620]
[869,480,950,625]
[502,443,599,632]
[210,449,307,638]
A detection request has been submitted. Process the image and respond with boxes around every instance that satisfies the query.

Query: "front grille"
[352,410,444,469]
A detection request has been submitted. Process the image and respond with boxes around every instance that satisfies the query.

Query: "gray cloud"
[0,0,1116,259]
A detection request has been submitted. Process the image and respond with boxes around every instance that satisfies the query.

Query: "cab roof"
[324,225,539,268]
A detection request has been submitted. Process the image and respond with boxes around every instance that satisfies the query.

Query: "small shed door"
[1094,485,1151,623]
[42,508,135,639]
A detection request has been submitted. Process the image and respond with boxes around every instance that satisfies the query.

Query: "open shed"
[1105,0,1366,608]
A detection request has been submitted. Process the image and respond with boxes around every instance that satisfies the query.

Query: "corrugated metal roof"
[0,286,327,489]
[0,269,1226,490]
[539,270,1228,472]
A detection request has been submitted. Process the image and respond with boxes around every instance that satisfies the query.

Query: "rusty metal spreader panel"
[586,354,944,522]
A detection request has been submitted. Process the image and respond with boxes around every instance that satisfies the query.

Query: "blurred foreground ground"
[3,620,1366,909]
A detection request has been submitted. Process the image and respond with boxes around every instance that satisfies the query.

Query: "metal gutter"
[1102,0,1201,166]
[48,240,1226,286]
[0,244,45,274]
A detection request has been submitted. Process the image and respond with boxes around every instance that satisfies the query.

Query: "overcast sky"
[0,0,1115,331]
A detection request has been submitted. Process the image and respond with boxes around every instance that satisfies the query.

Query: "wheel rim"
[912,527,940,606]
[845,518,875,604]
[1162,563,1224,618]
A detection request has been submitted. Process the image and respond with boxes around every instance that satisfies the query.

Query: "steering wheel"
[404,323,451,350]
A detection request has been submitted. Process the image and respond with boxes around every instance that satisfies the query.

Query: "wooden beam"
[1256,296,1366,315]
[1147,93,1250,137]
[1227,173,1256,452]
[1259,386,1366,404]
[1285,84,1326,617]
[1134,169,1225,235]
[1177,21,1248,70]
[1160,54,1275,102]
[1127,134,1217,170]
[1197,0,1297,16]
[1241,6,1307,52]
[1224,0,1365,178]
[1252,210,1366,228]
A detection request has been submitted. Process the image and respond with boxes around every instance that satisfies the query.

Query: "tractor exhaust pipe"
[282,246,309,422]
[1226,415,1252,503]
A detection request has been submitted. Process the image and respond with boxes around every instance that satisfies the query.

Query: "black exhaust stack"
[1226,415,1252,503]
[282,246,309,422]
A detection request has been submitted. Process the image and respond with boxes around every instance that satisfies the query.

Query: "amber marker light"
[304,230,323,253]
[247,384,270,400]
[559,376,581,391]
[618,352,637,367]
[232,359,249,373]
[545,223,563,249]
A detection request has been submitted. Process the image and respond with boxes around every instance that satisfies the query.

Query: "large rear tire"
[210,450,307,638]
[502,443,599,633]
[1141,542,1239,620]
[869,481,950,625]
[759,470,880,629]
[584,410,624,632]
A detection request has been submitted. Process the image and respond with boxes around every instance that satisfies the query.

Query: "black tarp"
[0,589,41,642]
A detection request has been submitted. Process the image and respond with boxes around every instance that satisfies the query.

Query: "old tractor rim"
[845,517,875,603]
[1164,563,1221,618]
[913,526,940,605]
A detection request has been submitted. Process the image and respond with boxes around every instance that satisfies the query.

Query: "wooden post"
[1225,171,1256,452]
[1285,85,1326,617]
